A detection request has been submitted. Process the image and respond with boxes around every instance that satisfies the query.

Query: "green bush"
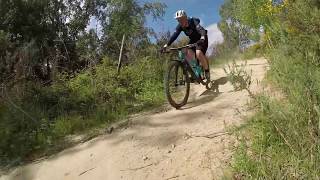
[0,55,165,166]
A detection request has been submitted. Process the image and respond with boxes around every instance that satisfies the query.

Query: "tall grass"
[232,0,320,178]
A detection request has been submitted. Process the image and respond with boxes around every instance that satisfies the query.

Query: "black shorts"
[189,36,208,55]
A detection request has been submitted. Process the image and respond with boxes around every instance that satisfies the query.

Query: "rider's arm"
[193,18,207,40]
[167,25,182,46]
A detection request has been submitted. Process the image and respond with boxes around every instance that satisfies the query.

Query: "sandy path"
[1,58,268,180]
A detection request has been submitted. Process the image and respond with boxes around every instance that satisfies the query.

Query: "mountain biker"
[162,10,210,81]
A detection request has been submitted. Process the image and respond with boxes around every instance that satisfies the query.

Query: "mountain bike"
[161,44,212,109]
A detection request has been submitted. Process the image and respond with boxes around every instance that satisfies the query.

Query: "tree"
[100,0,166,59]
[0,0,166,85]
[218,0,240,48]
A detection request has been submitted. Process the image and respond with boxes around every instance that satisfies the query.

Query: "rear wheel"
[165,61,190,109]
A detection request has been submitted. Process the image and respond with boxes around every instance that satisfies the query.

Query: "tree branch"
[120,163,153,171]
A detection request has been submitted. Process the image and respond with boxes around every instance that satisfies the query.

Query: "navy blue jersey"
[167,17,208,46]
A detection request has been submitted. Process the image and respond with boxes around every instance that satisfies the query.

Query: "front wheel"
[165,61,190,109]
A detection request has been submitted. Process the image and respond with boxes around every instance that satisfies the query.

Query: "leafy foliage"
[222,0,320,178]
[0,0,167,166]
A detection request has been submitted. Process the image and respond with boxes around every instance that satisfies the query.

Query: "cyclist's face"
[177,16,188,28]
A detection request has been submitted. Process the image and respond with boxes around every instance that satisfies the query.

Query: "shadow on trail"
[180,92,221,110]
[106,110,206,147]
[180,77,229,110]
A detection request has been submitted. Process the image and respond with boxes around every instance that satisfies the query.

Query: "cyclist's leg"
[195,37,209,69]
[196,50,208,70]
[203,38,209,69]
[195,37,210,80]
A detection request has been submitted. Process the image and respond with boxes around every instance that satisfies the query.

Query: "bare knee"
[196,50,203,59]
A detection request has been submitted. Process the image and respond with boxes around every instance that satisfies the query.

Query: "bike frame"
[167,44,208,86]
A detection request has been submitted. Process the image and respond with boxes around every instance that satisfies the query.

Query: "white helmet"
[174,10,187,19]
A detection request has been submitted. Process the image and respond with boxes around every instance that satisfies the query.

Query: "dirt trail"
[1,58,268,180]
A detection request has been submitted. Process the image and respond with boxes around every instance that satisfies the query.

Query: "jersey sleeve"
[193,18,207,37]
[167,25,182,46]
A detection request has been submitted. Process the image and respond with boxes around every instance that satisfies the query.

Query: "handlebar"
[161,43,197,53]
